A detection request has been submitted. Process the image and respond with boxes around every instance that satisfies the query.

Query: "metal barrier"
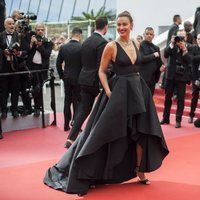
[0,68,57,134]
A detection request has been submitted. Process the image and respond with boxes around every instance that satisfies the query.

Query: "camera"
[35,34,48,43]
[174,36,185,43]
[176,65,185,75]
[8,42,21,53]
[17,13,37,33]
[175,60,185,75]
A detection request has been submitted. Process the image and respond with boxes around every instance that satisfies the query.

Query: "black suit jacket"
[78,32,107,86]
[139,40,163,83]
[194,7,200,38]
[164,44,192,83]
[0,31,29,72]
[0,0,5,32]
[190,44,200,81]
[166,24,179,46]
[56,40,82,85]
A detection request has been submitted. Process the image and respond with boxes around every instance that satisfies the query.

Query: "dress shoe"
[188,117,193,124]
[175,122,181,128]
[21,109,32,116]
[1,112,7,119]
[160,119,170,125]
[64,125,70,131]
[33,109,40,117]
[0,132,3,139]
[64,139,74,149]
[70,120,74,127]
[12,111,19,118]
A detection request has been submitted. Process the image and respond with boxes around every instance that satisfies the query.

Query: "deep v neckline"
[116,41,138,65]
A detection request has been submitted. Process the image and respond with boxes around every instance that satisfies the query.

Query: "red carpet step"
[154,85,200,118]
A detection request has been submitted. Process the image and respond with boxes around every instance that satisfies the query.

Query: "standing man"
[166,15,182,45]
[139,27,165,95]
[65,16,108,148]
[184,21,194,44]
[160,30,192,128]
[161,14,182,90]
[0,0,6,32]
[0,0,6,139]
[56,27,82,131]
[26,23,53,116]
[188,34,200,123]
[194,7,200,39]
[0,17,28,119]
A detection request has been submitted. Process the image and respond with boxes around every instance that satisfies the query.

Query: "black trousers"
[67,85,99,141]
[30,64,46,110]
[0,75,20,113]
[145,79,156,95]
[20,74,32,110]
[63,79,80,127]
[163,79,186,122]
[189,82,200,118]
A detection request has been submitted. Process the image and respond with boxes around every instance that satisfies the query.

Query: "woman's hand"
[106,90,112,98]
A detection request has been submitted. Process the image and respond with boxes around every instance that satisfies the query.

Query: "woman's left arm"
[99,42,114,98]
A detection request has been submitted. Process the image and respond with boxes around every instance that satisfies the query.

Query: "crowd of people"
[0,8,199,130]
[0,8,53,139]
[0,3,200,196]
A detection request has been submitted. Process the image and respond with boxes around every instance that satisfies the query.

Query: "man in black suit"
[166,15,182,45]
[188,34,200,123]
[0,0,6,32]
[26,23,53,116]
[65,16,108,148]
[160,30,192,128]
[161,15,182,89]
[56,27,82,131]
[139,27,165,94]
[184,21,194,44]
[0,17,29,119]
[194,7,200,39]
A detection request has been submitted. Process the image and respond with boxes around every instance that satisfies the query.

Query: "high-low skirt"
[44,73,169,195]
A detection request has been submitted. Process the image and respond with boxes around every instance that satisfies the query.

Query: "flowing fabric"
[44,41,169,195]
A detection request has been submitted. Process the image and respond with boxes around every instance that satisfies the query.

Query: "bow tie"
[6,33,13,36]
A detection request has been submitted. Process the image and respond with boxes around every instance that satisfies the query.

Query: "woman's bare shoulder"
[106,40,116,49]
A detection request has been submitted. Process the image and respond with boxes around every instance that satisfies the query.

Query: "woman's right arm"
[99,42,114,98]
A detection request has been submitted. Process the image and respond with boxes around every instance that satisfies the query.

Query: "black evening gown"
[44,41,169,195]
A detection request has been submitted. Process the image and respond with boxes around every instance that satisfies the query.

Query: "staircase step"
[154,95,200,108]
[154,86,200,118]
[154,87,193,99]
[156,104,200,118]
[1,111,51,133]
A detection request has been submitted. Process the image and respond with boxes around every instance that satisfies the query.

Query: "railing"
[0,68,57,134]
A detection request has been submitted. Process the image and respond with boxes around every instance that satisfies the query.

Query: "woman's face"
[117,16,133,37]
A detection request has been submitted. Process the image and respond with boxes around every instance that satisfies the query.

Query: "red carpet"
[0,113,200,200]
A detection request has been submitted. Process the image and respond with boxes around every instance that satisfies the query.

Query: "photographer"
[12,11,35,116]
[0,17,29,119]
[188,33,200,123]
[26,23,53,116]
[160,30,192,128]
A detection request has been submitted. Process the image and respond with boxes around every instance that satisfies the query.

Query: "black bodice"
[112,41,141,75]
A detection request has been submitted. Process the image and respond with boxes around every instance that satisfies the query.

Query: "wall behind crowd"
[116,0,200,37]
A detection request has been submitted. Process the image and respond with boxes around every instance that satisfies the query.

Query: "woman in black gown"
[43,11,169,196]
